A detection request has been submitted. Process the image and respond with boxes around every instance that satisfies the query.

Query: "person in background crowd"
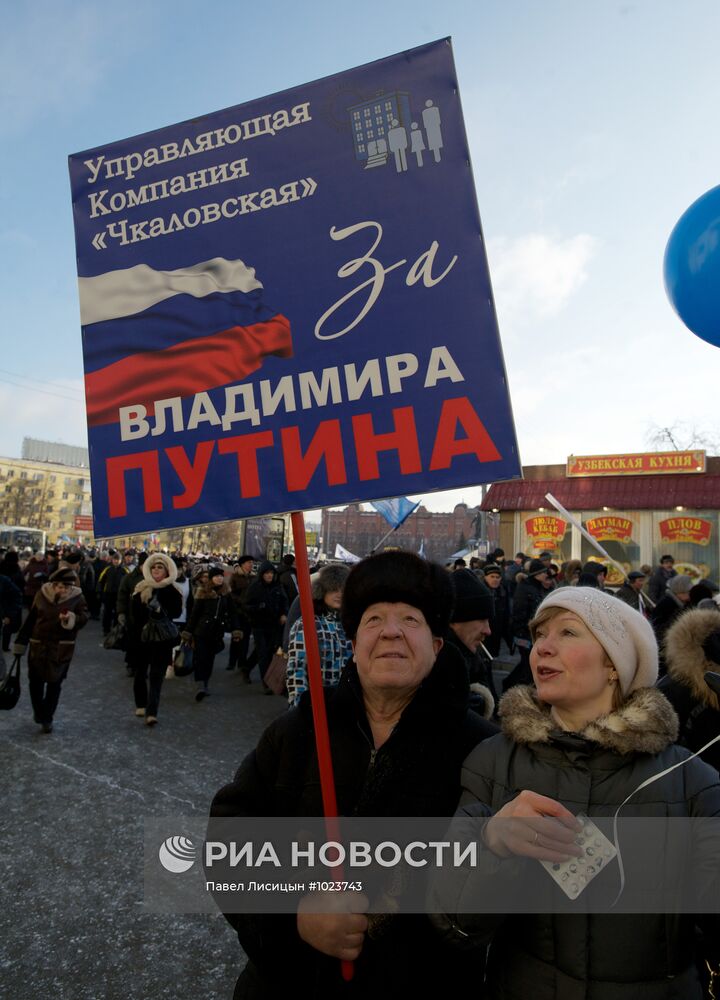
[13,567,89,734]
[503,551,527,596]
[431,586,720,999]
[615,569,649,615]
[45,550,59,577]
[651,573,693,657]
[505,559,554,691]
[171,555,193,631]
[659,606,720,772]
[96,550,128,637]
[23,550,49,609]
[558,558,582,587]
[117,553,148,678]
[0,573,23,658]
[444,568,497,718]
[286,563,351,707]
[277,553,298,605]
[210,550,498,998]
[453,557,468,570]
[577,560,609,590]
[0,550,25,595]
[183,566,237,701]
[191,566,209,596]
[227,556,255,681]
[648,554,677,604]
[244,561,289,693]
[75,551,96,615]
[130,553,183,726]
[281,567,323,652]
[487,548,505,568]
[469,556,484,577]
[689,582,717,608]
[699,577,719,596]
[0,551,24,652]
[88,550,107,619]
[481,563,512,660]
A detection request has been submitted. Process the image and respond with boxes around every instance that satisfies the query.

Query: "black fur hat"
[340,550,453,639]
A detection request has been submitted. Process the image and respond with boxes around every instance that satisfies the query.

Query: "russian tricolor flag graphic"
[79,257,293,426]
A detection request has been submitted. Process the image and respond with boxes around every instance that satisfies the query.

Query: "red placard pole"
[290,511,353,982]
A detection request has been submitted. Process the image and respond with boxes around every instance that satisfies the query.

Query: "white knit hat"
[531,587,658,695]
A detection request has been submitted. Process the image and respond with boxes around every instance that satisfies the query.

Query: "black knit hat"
[341,551,453,639]
[482,563,503,577]
[450,569,494,622]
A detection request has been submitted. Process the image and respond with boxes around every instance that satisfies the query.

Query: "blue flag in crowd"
[369,497,420,530]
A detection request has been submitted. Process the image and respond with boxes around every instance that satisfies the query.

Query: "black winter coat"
[210,655,498,999]
[431,685,720,1000]
[511,577,547,641]
[652,594,688,655]
[0,574,23,631]
[244,575,288,632]
[186,584,235,639]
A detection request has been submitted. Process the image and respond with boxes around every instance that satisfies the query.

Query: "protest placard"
[69,38,520,537]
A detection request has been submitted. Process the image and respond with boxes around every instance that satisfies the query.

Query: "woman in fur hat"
[659,606,720,772]
[131,553,183,726]
[13,567,88,733]
[285,563,352,706]
[210,550,498,999]
[431,586,720,998]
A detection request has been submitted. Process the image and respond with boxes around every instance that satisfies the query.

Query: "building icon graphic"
[348,92,412,169]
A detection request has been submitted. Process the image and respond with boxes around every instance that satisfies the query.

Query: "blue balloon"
[664,184,720,347]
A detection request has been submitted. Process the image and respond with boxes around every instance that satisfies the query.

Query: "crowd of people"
[3,540,720,996]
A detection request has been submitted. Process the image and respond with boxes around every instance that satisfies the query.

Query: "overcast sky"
[1,0,718,512]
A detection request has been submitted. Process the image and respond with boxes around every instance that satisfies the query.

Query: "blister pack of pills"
[539,813,617,899]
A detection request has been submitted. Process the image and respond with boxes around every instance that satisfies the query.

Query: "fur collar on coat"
[664,608,720,710]
[40,581,82,603]
[194,580,229,600]
[498,684,679,756]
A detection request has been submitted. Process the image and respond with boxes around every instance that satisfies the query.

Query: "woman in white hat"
[131,553,183,726]
[432,587,720,999]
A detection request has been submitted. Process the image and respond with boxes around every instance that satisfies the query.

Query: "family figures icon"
[364,100,444,173]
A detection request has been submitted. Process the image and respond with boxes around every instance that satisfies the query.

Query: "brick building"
[321,503,482,562]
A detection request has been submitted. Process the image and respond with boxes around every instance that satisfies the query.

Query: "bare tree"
[644,422,719,453]
[205,520,242,554]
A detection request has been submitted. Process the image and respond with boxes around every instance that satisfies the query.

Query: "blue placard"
[69,38,521,537]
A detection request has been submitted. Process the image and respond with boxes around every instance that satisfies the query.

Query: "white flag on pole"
[335,543,361,564]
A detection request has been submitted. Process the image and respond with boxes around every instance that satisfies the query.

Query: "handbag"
[0,654,21,711]
[264,649,288,696]
[103,621,127,651]
[141,616,180,644]
[173,641,195,677]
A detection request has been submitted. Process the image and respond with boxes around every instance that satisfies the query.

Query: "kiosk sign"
[69,39,520,536]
